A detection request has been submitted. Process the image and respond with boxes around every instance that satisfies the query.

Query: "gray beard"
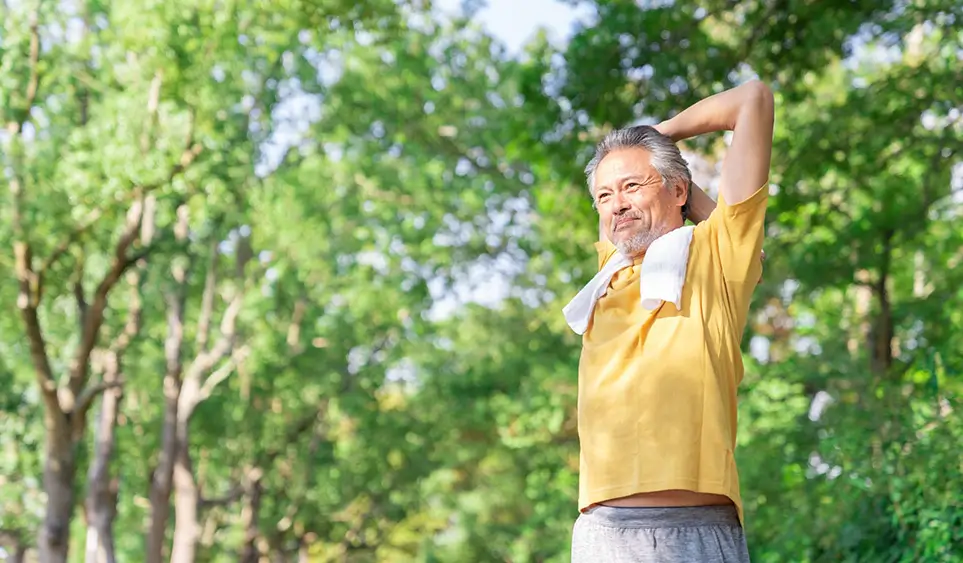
[613,227,667,257]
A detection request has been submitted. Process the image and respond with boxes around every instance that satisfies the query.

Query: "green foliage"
[0,0,960,562]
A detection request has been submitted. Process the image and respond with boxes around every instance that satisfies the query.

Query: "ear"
[671,179,689,206]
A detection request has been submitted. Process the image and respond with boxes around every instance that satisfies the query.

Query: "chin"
[614,229,659,257]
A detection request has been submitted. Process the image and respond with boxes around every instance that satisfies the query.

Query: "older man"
[567,80,774,562]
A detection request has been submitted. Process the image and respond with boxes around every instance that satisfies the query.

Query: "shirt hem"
[579,480,744,527]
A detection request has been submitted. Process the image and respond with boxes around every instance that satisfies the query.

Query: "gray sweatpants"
[571,505,751,563]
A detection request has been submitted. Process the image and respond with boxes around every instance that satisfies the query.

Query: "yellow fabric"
[577,184,769,527]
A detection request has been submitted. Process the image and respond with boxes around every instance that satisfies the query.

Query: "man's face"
[593,147,687,257]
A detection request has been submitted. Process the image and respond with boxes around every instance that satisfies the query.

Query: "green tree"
[1,1,960,561]
[508,1,963,561]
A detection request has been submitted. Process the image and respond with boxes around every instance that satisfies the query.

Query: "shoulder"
[694,183,769,243]
[594,238,618,271]
[717,182,770,218]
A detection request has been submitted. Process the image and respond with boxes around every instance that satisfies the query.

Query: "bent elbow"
[745,80,774,118]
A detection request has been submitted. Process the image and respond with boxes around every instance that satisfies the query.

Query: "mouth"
[613,217,638,231]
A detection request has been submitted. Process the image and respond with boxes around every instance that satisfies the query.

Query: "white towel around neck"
[562,226,695,335]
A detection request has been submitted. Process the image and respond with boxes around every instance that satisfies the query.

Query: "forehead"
[594,147,659,188]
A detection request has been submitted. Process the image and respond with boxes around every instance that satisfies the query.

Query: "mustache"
[611,212,644,230]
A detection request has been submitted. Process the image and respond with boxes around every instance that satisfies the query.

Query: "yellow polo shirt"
[577,184,768,526]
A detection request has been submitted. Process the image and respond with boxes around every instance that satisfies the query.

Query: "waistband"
[581,504,741,529]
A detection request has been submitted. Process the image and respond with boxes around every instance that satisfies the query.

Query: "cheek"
[644,192,674,216]
[628,193,655,214]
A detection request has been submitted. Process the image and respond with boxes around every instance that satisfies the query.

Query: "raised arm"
[655,81,774,205]
[686,183,716,224]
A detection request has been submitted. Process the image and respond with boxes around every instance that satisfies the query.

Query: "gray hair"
[584,125,692,219]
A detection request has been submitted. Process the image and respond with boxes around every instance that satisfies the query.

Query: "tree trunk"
[870,230,895,376]
[239,476,263,563]
[83,352,122,563]
[9,9,76,562]
[0,530,29,563]
[151,210,246,563]
[169,398,199,563]
[147,204,190,563]
[85,204,151,563]
[146,370,183,563]
[169,443,199,563]
[39,415,77,563]
[267,533,286,563]
[168,233,247,563]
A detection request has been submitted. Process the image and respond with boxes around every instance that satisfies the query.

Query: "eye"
[625,182,641,191]
[597,192,611,202]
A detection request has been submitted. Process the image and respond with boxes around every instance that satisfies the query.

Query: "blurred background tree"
[0,0,960,562]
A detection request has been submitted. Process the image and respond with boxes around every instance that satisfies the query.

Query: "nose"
[612,191,630,214]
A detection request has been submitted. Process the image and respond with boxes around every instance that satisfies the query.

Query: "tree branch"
[165,204,193,387]
[16,278,59,412]
[23,4,41,118]
[185,295,243,385]
[6,2,58,415]
[3,2,42,131]
[111,269,146,355]
[37,209,103,285]
[196,241,219,352]
[140,70,163,155]
[176,239,249,420]
[13,200,57,414]
[71,231,150,432]
[74,279,88,325]
[286,295,308,353]
[74,381,124,420]
[67,197,146,405]
[871,229,895,376]
[141,112,204,193]
[38,152,170,292]
[71,199,152,434]
[185,233,253,386]
[197,349,245,403]
[121,237,165,269]
[36,179,162,305]
[198,483,245,510]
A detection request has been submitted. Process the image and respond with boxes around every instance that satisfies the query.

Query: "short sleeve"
[698,183,769,322]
